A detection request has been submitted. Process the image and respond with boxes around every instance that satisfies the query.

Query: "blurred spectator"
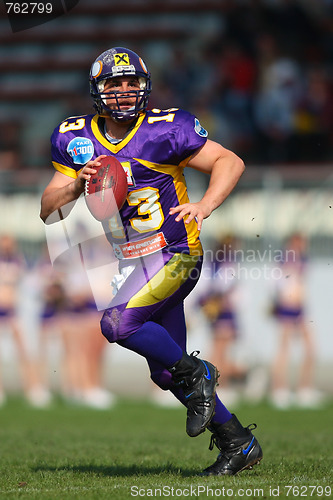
[292,67,333,162]
[253,57,302,163]
[216,41,257,160]
[30,228,116,409]
[52,220,116,409]
[59,264,115,410]
[269,233,324,409]
[198,234,247,406]
[159,48,196,109]
[33,245,67,397]
[0,121,22,171]
[0,234,51,407]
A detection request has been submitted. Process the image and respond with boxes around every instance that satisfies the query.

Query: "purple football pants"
[100,251,202,390]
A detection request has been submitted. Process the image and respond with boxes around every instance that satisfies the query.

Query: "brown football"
[85,156,128,221]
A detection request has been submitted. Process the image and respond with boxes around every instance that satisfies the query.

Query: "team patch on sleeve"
[194,118,208,138]
[67,137,94,165]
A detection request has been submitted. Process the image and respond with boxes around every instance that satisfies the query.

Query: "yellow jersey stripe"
[127,254,201,308]
[134,158,202,256]
[91,113,146,153]
[53,161,78,178]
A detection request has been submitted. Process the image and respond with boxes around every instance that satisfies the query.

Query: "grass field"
[0,397,332,499]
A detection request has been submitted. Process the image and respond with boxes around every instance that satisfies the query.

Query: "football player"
[40,47,262,475]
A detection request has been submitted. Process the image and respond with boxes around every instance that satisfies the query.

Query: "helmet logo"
[139,58,148,73]
[91,60,103,78]
[114,53,130,66]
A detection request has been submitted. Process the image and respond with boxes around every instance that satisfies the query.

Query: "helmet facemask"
[95,77,150,122]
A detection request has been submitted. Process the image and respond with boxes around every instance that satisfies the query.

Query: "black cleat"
[202,414,263,476]
[169,351,219,437]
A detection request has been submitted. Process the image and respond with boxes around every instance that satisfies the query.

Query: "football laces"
[84,178,90,197]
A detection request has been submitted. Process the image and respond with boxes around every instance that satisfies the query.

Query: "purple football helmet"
[89,47,152,122]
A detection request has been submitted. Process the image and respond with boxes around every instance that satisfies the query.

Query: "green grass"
[0,398,332,499]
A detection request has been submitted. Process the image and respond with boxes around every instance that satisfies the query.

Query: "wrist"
[200,197,215,217]
[71,177,85,197]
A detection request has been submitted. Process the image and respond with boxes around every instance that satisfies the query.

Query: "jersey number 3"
[108,187,164,237]
[59,119,86,133]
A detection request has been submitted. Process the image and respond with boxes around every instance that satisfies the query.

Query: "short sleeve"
[172,111,208,163]
[50,123,80,179]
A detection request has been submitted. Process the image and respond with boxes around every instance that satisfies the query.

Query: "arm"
[169,139,244,231]
[40,155,106,223]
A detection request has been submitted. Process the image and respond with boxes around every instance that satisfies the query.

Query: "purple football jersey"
[51,108,208,257]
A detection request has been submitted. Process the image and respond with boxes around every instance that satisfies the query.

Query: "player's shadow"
[32,463,196,478]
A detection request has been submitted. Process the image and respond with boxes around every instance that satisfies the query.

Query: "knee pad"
[100,307,123,343]
[100,306,144,343]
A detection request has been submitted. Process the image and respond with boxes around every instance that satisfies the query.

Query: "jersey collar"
[91,113,145,153]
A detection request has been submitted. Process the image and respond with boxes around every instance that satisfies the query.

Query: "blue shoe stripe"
[202,361,211,381]
[242,437,255,455]
[185,391,195,399]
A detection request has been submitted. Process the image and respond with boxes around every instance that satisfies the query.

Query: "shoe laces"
[208,423,257,451]
[208,437,237,464]
[173,351,201,387]
[209,433,221,451]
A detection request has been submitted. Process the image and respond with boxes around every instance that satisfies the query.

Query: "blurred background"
[0,0,332,411]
